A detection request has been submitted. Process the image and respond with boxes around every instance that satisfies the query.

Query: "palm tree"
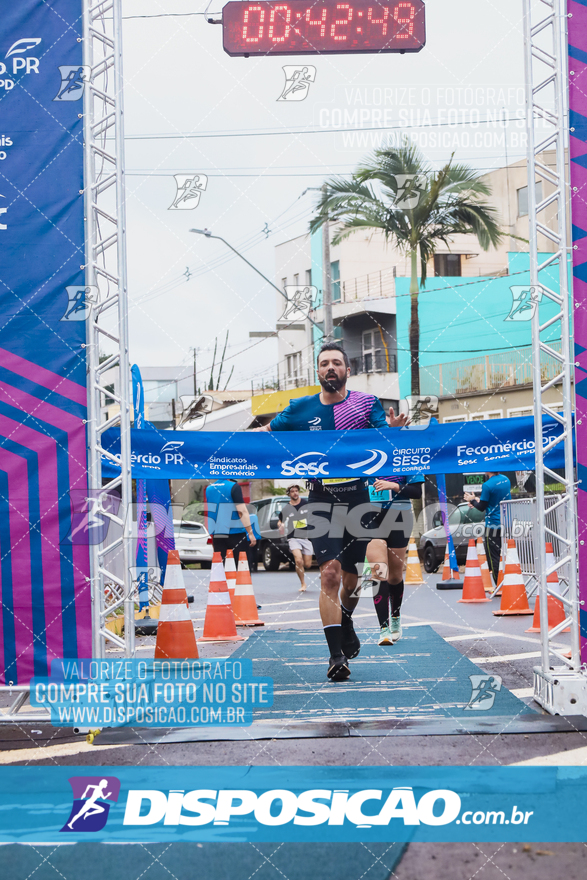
[309,142,503,396]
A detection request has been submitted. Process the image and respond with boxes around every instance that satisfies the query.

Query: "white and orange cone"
[476,537,493,593]
[404,539,424,585]
[224,549,238,605]
[232,554,264,626]
[441,547,460,582]
[458,539,491,603]
[199,551,244,642]
[493,540,533,616]
[154,549,199,659]
[526,542,570,633]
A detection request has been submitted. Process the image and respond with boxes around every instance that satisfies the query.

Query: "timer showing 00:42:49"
[222,0,426,56]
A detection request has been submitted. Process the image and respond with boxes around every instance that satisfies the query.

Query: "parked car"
[173,519,213,568]
[252,495,293,571]
[419,503,486,573]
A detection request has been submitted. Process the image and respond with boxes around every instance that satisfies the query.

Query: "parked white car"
[173,519,213,568]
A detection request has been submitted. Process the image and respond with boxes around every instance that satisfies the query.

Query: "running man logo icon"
[61,286,98,321]
[169,174,208,210]
[61,776,121,832]
[277,66,316,102]
[465,674,502,711]
[505,285,542,321]
[279,285,317,321]
[393,174,427,210]
[53,66,90,102]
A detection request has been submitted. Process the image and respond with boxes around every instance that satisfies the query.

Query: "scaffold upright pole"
[83,0,134,659]
[524,0,586,713]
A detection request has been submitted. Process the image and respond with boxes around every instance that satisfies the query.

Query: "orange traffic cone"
[458,539,491,603]
[493,540,533,616]
[405,539,424,585]
[232,554,264,626]
[199,552,244,642]
[224,549,238,605]
[476,537,493,593]
[526,543,570,633]
[495,542,506,596]
[154,549,199,659]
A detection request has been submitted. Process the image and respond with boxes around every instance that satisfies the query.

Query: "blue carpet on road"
[3,843,406,880]
[234,625,535,722]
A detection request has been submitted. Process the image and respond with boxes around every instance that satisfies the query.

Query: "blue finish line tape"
[0,766,585,842]
[101,414,570,480]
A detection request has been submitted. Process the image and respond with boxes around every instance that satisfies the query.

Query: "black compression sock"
[340,603,354,628]
[390,580,404,618]
[324,624,343,656]
[373,581,390,628]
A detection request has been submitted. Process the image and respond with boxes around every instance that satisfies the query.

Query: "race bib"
[321,478,357,485]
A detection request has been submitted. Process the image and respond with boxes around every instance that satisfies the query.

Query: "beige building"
[258,152,567,424]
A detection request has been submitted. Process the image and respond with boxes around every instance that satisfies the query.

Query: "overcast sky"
[120,0,528,390]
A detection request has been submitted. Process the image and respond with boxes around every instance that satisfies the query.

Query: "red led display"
[222,0,425,56]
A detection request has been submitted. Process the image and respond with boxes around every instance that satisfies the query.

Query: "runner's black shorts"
[364,505,414,550]
[307,482,373,574]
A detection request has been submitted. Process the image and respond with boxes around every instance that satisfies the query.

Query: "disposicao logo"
[121,787,535,830]
[61,776,121,833]
[123,786,461,828]
[281,451,329,477]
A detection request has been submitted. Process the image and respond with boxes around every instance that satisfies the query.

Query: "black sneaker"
[341,623,361,659]
[327,653,351,682]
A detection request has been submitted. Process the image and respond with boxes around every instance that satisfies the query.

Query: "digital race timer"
[222,0,425,56]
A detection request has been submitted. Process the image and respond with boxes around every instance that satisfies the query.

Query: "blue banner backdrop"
[0,766,586,842]
[101,414,568,481]
[0,1,91,684]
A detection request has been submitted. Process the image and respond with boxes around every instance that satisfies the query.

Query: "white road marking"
[471,652,542,663]
[0,741,130,765]
[511,687,534,698]
[513,745,587,766]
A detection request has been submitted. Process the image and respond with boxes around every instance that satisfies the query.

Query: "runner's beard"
[319,373,345,392]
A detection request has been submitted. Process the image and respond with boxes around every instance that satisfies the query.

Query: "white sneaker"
[378,625,393,646]
[390,616,402,642]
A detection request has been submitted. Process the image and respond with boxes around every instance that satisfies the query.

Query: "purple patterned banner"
[0,2,91,683]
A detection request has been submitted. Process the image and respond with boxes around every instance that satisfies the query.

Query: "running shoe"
[341,623,361,659]
[327,653,351,681]
[390,615,402,642]
[378,625,393,646]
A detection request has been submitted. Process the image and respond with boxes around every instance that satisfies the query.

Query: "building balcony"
[350,350,398,376]
[421,341,563,397]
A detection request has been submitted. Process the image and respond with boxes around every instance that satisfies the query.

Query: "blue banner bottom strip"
[0,766,585,842]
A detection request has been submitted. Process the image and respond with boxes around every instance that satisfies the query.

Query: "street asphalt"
[1,566,586,877]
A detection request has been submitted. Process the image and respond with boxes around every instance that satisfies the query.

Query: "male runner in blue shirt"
[255,342,407,681]
[464,471,511,583]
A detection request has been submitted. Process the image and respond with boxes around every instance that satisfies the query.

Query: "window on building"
[470,410,503,420]
[434,254,462,276]
[285,352,303,383]
[517,181,543,217]
[293,273,299,287]
[104,384,115,406]
[362,329,383,372]
[281,277,287,290]
[305,269,312,285]
[508,406,534,418]
[143,379,178,404]
[443,414,469,423]
[331,260,341,302]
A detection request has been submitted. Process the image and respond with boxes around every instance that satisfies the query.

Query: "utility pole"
[321,183,333,343]
[190,346,197,397]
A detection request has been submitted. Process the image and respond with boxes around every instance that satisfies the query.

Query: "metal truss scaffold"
[83,0,134,660]
[523,0,587,713]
